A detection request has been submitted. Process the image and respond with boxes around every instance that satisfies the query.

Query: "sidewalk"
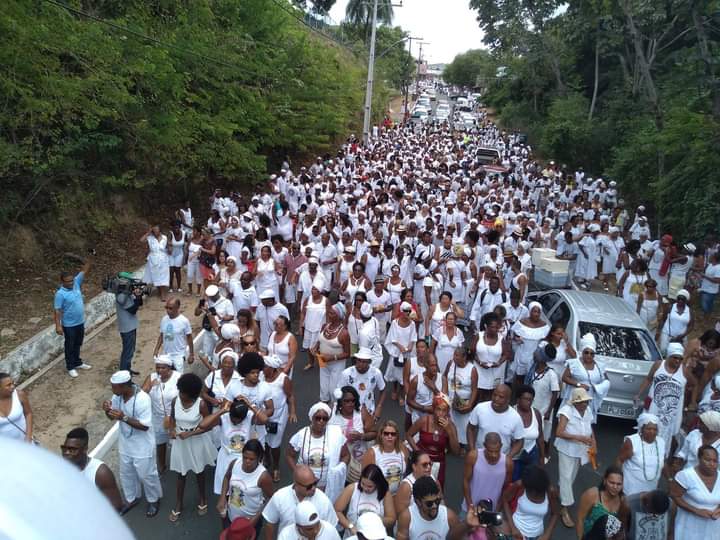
[27,293,202,453]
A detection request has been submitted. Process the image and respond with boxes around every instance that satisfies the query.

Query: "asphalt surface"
[123,345,634,540]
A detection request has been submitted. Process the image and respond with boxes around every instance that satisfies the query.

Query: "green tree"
[442,49,493,88]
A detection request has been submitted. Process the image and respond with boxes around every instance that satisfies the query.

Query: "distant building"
[420,63,446,82]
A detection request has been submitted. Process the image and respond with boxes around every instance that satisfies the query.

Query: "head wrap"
[221,323,241,340]
[700,410,720,432]
[219,350,239,366]
[311,276,324,291]
[528,301,542,314]
[360,302,374,318]
[226,256,237,264]
[308,402,332,421]
[263,354,283,369]
[636,413,659,432]
[676,289,690,300]
[580,333,597,353]
[154,354,174,366]
[333,302,346,320]
[666,342,684,357]
[433,393,451,408]
[110,370,132,384]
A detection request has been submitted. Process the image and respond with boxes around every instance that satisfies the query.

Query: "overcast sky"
[327,0,486,64]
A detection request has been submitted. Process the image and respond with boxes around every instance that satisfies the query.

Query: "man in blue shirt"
[54,256,93,378]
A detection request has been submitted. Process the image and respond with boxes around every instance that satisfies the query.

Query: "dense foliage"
[461,0,720,240]
[442,49,493,89]
[0,0,385,229]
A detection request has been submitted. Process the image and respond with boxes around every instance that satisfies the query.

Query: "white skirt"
[170,430,217,475]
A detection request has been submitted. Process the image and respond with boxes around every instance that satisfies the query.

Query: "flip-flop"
[197,504,208,516]
[169,510,181,522]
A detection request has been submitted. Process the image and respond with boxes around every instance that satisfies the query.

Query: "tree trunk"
[588,36,600,121]
[691,0,720,120]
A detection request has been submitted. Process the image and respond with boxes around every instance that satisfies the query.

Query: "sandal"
[169,510,181,522]
[273,470,281,483]
[197,504,208,516]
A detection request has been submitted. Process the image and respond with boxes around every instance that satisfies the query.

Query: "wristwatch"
[575,383,581,388]
[122,414,129,423]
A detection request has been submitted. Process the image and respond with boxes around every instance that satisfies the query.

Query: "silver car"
[527,289,662,419]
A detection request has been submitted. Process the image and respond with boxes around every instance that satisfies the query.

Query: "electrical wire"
[267,0,355,52]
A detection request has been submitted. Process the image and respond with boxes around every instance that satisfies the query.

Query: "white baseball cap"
[294,500,320,527]
[205,285,219,297]
[356,512,392,540]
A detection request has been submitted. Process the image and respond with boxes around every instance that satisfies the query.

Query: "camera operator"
[116,285,144,375]
[194,285,236,364]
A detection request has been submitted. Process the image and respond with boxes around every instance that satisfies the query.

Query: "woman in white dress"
[223,216,244,261]
[384,304,418,405]
[575,225,601,288]
[618,258,649,309]
[599,226,624,291]
[217,439,274,527]
[185,226,203,297]
[334,464,396,536]
[562,334,611,422]
[266,316,298,377]
[0,372,33,443]
[261,355,297,483]
[168,221,187,293]
[431,311,465,375]
[636,279,661,332]
[658,288,693,354]
[201,351,240,447]
[141,355,180,474]
[287,402,350,501]
[473,313,509,402]
[443,348,478,447]
[168,373,218,521]
[254,245,279,302]
[141,225,170,300]
[616,413,665,495]
[511,302,550,386]
[540,324,577,380]
[361,420,408,496]
[329,386,376,485]
[385,264,407,307]
[670,445,720,537]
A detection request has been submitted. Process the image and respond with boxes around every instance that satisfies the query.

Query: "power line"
[40,0,275,83]
[268,0,355,53]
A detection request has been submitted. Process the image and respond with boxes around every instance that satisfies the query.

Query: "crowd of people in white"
[4,112,720,540]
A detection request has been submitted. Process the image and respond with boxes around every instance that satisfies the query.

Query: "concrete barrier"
[0,268,144,381]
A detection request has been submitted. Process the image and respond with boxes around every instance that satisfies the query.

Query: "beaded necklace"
[640,435,660,482]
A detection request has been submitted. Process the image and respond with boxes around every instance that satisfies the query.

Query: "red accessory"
[220,518,256,540]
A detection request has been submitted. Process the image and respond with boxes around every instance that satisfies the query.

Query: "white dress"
[0,390,27,441]
[621,433,665,495]
[475,332,505,390]
[148,372,180,445]
[674,467,720,537]
[659,304,691,354]
[647,361,687,456]
[168,232,186,267]
[447,362,475,445]
[213,413,254,494]
[638,293,660,331]
[261,372,290,449]
[227,461,268,521]
[511,322,550,377]
[563,359,609,421]
[143,235,170,287]
[169,398,217,475]
[289,425,346,490]
[434,329,464,375]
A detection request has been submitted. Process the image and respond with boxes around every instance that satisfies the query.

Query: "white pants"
[320,360,346,402]
[557,451,581,506]
[119,453,163,503]
[166,353,184,373]
[186,260,202,285]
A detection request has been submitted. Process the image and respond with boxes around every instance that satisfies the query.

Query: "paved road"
[124,346,634,540]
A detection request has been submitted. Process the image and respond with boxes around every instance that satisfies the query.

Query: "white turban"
[308,402,332,421]
[360,302,373,318]
[312,276,325,291]
[666,342,684,357]
[263,354,283,369]
[219,350,239,365]
[154,355,174,366]
[110,370,131,384]
[580,333,597,353]
[636,413,659,431]
[221,324,241,340]
[528,301,542,314]
[700,411,720,432]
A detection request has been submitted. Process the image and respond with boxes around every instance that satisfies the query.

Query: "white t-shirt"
[278,521,341,540]
[468,401,524,453]
[111,389,155,458]
[289,426,347,487]
[262,486,338,532]
[700,263,720,295]
[340,366,386,412]
[528,368,560,416]
[230,283,259,312]
[159,314,192,356]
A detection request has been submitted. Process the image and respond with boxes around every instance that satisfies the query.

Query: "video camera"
[102,272,149,296]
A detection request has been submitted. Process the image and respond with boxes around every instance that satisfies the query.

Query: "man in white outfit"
[278,500,340,540]
[153,297,194,372]
[102,370,162,517]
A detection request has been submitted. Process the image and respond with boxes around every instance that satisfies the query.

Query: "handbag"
[266,421,279,434]
[393,355,405,368]
[206,370,217,413]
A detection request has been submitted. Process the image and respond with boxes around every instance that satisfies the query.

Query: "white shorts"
[186,260,202,284]
[302,329,321,350]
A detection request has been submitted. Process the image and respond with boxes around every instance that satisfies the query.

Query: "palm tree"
[345,0,394,42]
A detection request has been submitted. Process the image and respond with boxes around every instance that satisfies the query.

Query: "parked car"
[526,289,661,419]
[410,110,429,124]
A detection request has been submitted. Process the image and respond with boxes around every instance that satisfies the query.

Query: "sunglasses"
[382,431,398,437]
[422,497,442,509]
[313,415,330,422]
[297,479,319,490]
[243,341,257,346]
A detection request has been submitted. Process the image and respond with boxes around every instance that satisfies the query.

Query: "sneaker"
[77,363,93,370]
[68,369,79,378]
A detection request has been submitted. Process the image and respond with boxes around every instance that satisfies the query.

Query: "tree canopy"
[442,49,494,88]
[0,0,384,229]
[461,0,720,240]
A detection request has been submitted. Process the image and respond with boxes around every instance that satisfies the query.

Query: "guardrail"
[89,329,207,459]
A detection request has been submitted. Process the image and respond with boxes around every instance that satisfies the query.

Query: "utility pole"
[402,36,423,125]
[362,0,379,145]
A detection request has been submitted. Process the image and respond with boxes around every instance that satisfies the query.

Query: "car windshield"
[578,322,660,362]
